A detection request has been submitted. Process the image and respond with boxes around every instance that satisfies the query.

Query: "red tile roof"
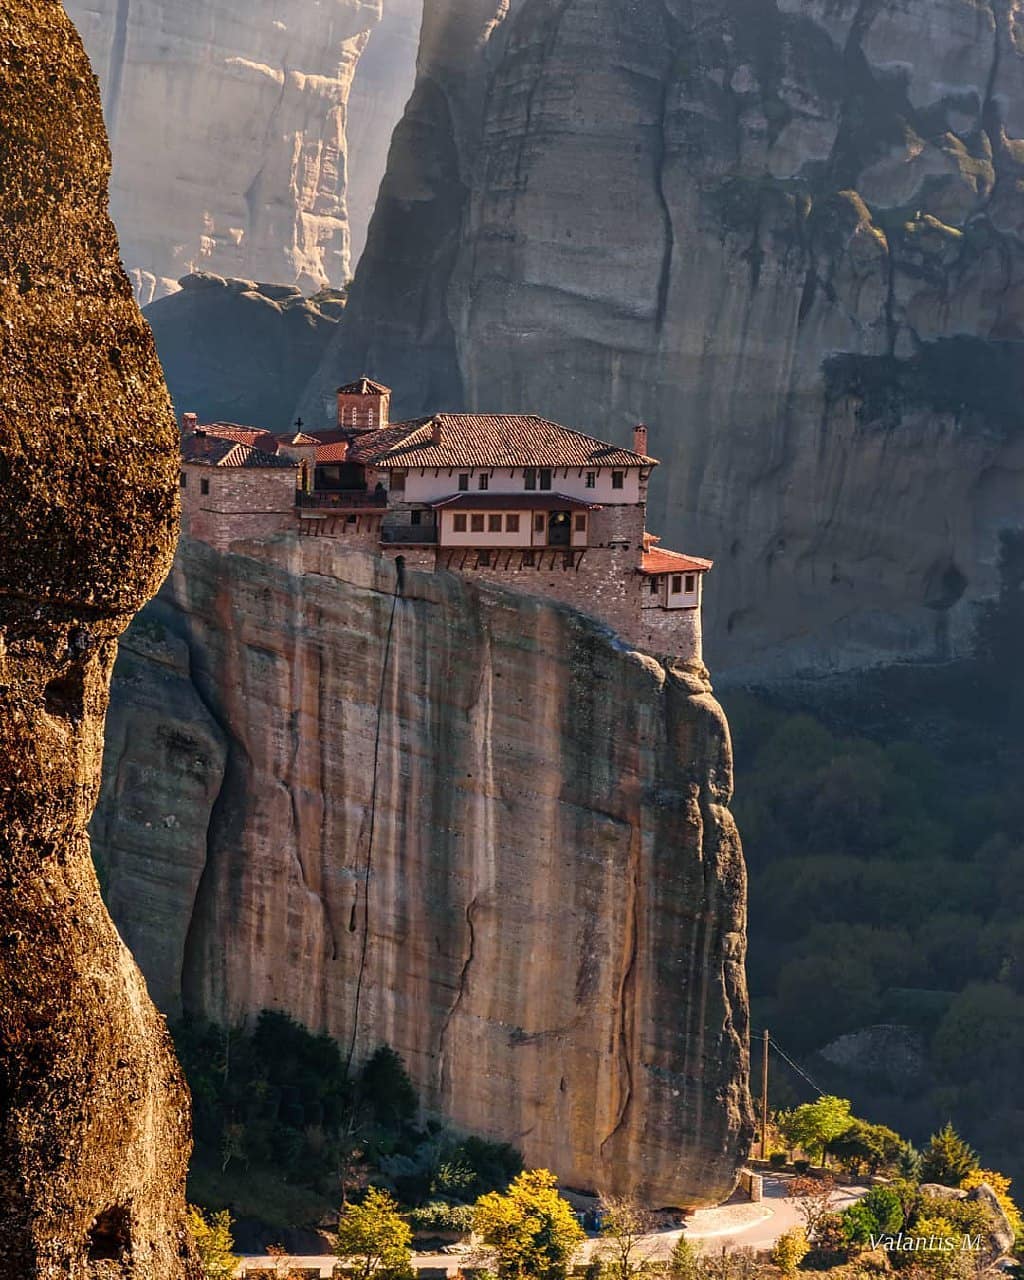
[431,492,600,512]
[350,414,658,470]
[181,432,297,470]
[640,547,713,576]
[336,377,391,396]
[194,422,279,453]
[314,440,353,464]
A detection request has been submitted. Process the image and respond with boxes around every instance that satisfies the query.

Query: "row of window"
[455,469,625,492]
[650,574,697,595]
[451,513,588,534]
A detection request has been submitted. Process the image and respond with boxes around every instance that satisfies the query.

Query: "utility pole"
[760,1028,770,1158]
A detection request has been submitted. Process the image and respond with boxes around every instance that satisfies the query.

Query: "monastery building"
[179,378,712,662]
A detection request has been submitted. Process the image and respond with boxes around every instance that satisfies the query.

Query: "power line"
[752,1028,827,1099]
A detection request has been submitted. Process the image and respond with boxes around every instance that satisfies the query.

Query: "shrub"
[408,1201,475,1235]
[769,1152,787,1169]
[186,1205,239,1280]
[433,1135,523,1201]
[793,1160,811,1175]
[770,1229,809,1278]
[841,1188,904,1247]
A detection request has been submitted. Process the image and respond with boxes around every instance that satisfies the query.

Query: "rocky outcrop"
[305,0,1024,679]
[144,273,344,429]
[0,2,196,1275]
[95,534,753,1208]
[65,0,421,302]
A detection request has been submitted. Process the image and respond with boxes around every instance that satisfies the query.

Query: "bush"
[433,1135,523,1201]
[841,1188,904,1246]
[769,1152,787,1169]
[793,1160,811,1175]
[408,1201,475,1235]
[770,1229,809,1278]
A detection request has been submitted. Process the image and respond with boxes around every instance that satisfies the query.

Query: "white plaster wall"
[398,465,643,504]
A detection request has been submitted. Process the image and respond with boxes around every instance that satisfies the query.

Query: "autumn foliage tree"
[473,1169,585,1280]
[334,1187,414,1280]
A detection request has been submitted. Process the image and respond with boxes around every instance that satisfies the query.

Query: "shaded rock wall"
[304,0,1024,679]
[0,2,196,1274]
[65,0,421,302]
[144,272,343,429]
[95,535,753,1208]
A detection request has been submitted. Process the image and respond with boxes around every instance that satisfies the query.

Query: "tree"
[668,1235,703,1280]
[787,1176,841,1240]
[334,1187,414,1280]
[841,1188,905,1246]
[919,1124,980,1187]
[186,1206,239,1280]
[961,1167,1023,1237]
[829,1120,904,1176]
[473,1169,585,1280]
[360,1045,419,1130]
[770,1228,809,1278]
[598,1197,657,1280]
[778,1097,854,1166]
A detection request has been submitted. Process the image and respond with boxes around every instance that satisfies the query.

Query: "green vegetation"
[334,1188,414,1280]
[920,1124,980,1187]
[473,1169,586,1280]
[770,1228,810,1278]
[726,572,1024,1181]
[778,1097,853,1165]
[186,1205,239,1280]
[173,1011,521,1230]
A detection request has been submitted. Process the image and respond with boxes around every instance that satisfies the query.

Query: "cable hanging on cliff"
[346,557,405,1073]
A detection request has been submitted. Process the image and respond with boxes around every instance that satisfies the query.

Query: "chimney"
[182,411,198,434]
[633,423,649,456]
[430,416,442,446]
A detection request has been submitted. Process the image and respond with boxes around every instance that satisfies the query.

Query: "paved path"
[234,1177,870,1278]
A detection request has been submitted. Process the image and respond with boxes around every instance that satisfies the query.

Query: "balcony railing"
[296,489,387,510]
[380,525,438,545]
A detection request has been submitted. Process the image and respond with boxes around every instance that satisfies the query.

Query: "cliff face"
[305,0,1024,678]
[144,272,344,428]
[96,535,753,1208]
[0,2,196,1275]
[65,0,420,302]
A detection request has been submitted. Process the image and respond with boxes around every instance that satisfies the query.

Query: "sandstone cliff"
[65,0,420,302]
[0,2,196,1274]
[304,0,1024,678]
[95,534,753,1208]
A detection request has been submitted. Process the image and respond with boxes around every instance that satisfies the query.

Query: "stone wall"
[181,467,298,551]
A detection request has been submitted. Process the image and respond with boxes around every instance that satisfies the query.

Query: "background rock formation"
[145,272,344,428]
[304,0,1024,679]
[94,535,753,1208]
[0,2,197,1275]
[65,0,421,302]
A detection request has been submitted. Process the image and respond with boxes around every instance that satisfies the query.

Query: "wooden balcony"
[296,489,387,512]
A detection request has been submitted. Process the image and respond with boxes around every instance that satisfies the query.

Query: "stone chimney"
[633,424,649,456]
[431,416,442,446]
[182,411,198,434]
